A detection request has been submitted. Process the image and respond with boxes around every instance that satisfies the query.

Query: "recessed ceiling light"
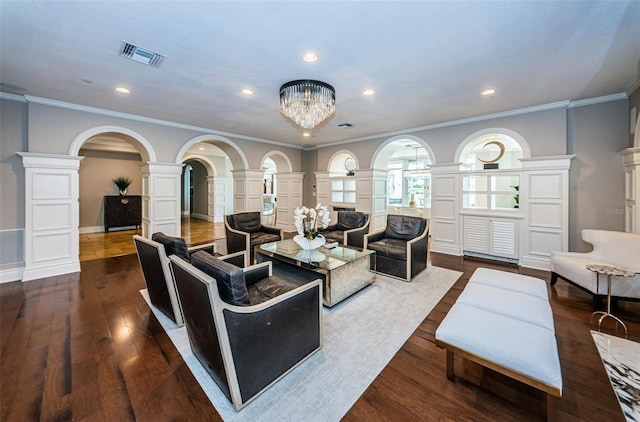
[198,147,205,150]
[241,88,254,95]
[303,133,311,137]
[481,88,496,96]
[115,86,130,94]
[362,89,375,96]
[302,52,318,63]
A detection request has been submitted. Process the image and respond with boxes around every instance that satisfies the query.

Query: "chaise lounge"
[550,229,640,309]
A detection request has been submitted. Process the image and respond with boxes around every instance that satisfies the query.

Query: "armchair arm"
[320,224,339,232]
[364,229,386,248]
[408,226,429,279]
[243,261,272,287]
[217,250,247,268]
[345,218,370,249]
[261,225,283,238]
[188,242,216,255]
[224,219,251,266]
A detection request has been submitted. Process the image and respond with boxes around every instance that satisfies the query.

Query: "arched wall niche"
[455,128,531,170]
[327,149,359,175]
[370,134,436,170]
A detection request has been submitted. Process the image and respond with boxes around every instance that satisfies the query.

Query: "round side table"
[586,264,636,338]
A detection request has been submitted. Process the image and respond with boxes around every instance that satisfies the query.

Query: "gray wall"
[78,150,142,229]
[190,160,209,216]
[302,148,318,206]
[0,98,27,268]
[629,86,640,147]
[567,99,629,251]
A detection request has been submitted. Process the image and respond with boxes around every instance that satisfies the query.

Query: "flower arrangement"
[294,203,331,240]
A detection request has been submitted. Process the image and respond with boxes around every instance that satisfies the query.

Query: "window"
[386,158,431,208]
[462,173,520,210]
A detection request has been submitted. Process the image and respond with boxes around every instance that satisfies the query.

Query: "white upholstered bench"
[435,268,562,421]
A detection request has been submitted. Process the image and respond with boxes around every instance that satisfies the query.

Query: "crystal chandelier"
[279,80,336,129]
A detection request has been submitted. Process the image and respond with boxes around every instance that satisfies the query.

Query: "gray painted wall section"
[628,86,639,147]
[302,148,318,206]
[567,99,628,252]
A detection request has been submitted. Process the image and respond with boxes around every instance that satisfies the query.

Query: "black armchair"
[169,251,322,410]
[364,215,429,281]
[133,233,245,326]
[225,212,283,266]
[319,211,370,248]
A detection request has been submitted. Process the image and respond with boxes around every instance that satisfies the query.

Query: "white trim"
[176,135,249,170]
[567,93,628,109]
[454,128,532,163]
[318,101,570,149]
[182,154,218,177]
[326,149,359,173]
[627,80,640,97]
[24,95,302,149]
[370,134,437,169]
[0,266,24,283]
[0,92,27,102]
[79,225,104,234]
[22,262,80,282]
[69,125,157,162]
[260,151,293,173]
[190,213,212,222]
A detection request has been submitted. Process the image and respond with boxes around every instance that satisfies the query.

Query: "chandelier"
[279,80,336,129]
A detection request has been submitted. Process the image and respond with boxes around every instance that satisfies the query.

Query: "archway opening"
[260,151,293,226]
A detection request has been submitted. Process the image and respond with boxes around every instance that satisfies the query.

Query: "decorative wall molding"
[0,265,24,283]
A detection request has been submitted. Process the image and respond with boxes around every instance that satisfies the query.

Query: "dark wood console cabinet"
[104,195,141,232]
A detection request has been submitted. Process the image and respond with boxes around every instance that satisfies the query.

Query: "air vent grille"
[119,41,165,68]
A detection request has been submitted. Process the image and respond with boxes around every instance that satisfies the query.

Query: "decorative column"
[353,169,387,232]
[519,155,574,270]
[429,163,464,256]
[19,153,83,281]
[275,172,304,232]
[231,169,264,212]
[140,162,182,238]
[621,148,640,233]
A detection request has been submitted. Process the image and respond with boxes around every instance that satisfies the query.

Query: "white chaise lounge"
[435,268,562,422]
[550,229,640,309]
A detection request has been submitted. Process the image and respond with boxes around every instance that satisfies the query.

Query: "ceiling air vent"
[119,41,166,68]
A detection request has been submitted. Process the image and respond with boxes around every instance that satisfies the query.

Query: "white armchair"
[550,229,640,308]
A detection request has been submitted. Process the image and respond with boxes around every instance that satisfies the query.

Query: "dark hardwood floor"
[1,250,638,421]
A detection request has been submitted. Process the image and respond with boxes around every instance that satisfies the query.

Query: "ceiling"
[2,1,639,148]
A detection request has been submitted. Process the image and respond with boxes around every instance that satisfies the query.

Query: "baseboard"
[22,261,81,282]
[0,265,24,283]
[429,242,462,256]
[79,225,104,234]
[520,256,551,271]
[190,213,212,222]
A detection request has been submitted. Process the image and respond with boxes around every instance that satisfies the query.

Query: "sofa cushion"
[336,211,366,231]
[367,238,408,260]
[231,212,262,233]
[249,232,281,247]
[191,251,250,306]
[384,215,426,241]
[152,232,190,261]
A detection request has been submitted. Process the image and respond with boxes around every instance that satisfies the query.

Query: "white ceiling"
[1,1,639,148]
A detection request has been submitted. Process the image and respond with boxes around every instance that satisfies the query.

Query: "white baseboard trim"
[213,216,223,223]
[191,213,212,222]
[520,256,551,271]
[429,243,462,256]
[0,265,24,283]
[22,261,81,282]
[79,225,105,234]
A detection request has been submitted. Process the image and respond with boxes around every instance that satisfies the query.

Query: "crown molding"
[0,92,28,102]
[317,100,571,149]
[627,79,640,97]
[567,92,627,108]
[22,95,304,150]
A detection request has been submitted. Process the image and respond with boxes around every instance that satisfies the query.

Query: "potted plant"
[113,176,132,196]
[511,185,520,208]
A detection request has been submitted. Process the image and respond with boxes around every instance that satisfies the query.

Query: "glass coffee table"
[256,239,376,307]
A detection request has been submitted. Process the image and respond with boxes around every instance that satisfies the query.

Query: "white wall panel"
[33,233,72,262]
[529,173,562,198]
[433,198,455,219]
[528,230,563,256]
[33,173,71,199]
[432,221,456,243]
[33,204,71,230]
[154,176,177,196]
[528,202,562,228]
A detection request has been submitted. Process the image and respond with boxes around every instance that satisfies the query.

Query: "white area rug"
[141,265,461,421]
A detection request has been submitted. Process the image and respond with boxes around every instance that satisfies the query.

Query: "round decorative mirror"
[344,157,356,175]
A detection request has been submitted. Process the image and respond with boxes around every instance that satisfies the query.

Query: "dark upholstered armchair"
[133,233,245,327]
[169,251,322,410]
[225,212,283,266]
[364,215,429,281]
[319,211,370,248]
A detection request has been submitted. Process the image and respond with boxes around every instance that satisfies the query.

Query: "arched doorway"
[259,151,299,231]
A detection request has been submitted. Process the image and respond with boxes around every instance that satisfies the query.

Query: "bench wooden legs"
[547,395,558,422]
[446,350,454,380]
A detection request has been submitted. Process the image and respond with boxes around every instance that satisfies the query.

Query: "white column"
[352,169,387,232]
[429,163,464,256]
[275,172,304,232]
[141,162,182,238]
[19,153,83,281]
[621,148,640,233]
[519,155,574,270]
[231,169,264,212]
[213,175,227,222]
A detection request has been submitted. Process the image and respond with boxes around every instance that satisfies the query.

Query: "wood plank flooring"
[3,242,639,420]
